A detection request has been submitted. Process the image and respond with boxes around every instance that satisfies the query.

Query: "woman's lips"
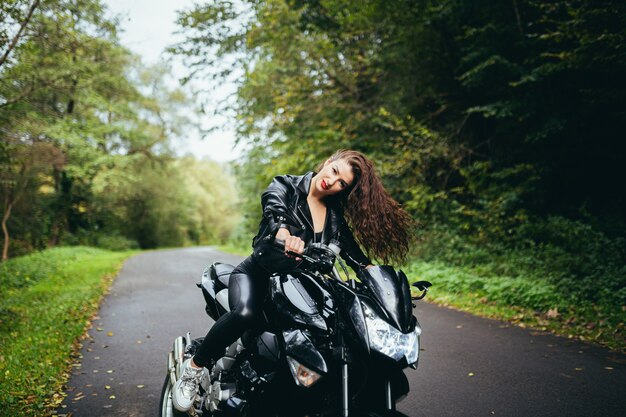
[321,179,328,190]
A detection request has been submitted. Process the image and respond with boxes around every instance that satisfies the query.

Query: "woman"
[173,150,412,412]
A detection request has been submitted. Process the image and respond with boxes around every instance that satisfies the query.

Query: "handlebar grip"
[273,237,306,259]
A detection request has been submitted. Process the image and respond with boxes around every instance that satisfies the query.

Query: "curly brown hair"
[318,150,413,264]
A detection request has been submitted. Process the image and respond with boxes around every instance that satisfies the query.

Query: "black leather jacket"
[252,172,371,273]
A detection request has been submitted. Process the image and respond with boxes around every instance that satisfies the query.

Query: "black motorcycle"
[159,241,431,417]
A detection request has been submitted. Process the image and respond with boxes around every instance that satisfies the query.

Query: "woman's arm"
[260,175,295,236]
[261,176,304,257]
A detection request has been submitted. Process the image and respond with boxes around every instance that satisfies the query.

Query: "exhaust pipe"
[168,351,177,386]
[173,336,185,379]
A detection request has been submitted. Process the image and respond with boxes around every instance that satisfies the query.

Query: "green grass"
[0,246,137,416]
[405,260,626,353]
[215,243,251,257]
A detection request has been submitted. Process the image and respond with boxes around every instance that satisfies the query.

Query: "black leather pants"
[193,256,270,367]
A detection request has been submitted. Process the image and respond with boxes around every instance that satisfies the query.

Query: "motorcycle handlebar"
[273,238,341,257]
[272,238,345,281]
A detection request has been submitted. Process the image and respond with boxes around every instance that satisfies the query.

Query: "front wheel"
[159,374,187,417]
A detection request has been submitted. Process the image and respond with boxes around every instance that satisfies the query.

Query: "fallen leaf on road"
[96,327,104,331]
[574,368,583,371]
[137,385,145,389]
[456,325,463,329]
[107,370,113,374]
[468,372,475,377]
[107,332,114,337]
[605,367,614,371]
[105,385,111,389]
[109,395,116,399]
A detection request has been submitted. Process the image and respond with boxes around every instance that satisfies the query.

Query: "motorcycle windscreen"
[361,266,413,333]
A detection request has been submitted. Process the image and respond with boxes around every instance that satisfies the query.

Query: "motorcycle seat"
[211,262,236,287]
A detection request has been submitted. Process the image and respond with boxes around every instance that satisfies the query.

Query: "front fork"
[341,353,349,417]
[338,343,395,416]
[385,379,394,411]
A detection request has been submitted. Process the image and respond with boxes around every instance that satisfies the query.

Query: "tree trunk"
[0,0,41,68]
[512,0,524,35]
[2,195,13,261]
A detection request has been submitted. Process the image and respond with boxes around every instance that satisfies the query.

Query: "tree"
[0,140,64,260]
[0,0,41,68]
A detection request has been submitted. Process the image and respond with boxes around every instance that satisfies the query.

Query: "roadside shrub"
[414,215,626,307]
[96,234,139,251]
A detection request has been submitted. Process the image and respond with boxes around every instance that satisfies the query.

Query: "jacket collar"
[296,171,314,196]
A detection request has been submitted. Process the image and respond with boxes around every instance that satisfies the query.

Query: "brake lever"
[286,249,314,263]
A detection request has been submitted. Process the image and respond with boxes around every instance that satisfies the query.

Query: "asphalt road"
[58,247,626,417]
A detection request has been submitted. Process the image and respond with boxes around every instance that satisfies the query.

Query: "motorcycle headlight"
[362,303,421,364]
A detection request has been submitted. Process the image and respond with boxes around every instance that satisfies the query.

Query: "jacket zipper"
[298,204,314,231]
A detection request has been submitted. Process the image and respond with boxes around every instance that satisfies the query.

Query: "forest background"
[1,0,625,353]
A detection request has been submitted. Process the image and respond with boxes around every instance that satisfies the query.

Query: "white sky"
[105,0,242,162]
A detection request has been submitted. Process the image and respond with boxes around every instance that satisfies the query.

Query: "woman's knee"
[229,276,265,313]
[231,296,262,324]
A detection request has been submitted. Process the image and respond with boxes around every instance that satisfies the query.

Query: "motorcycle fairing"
[269,274,328,331]
[361,266,413,333]
[256,331,281,362]
[328,280,370,354]
[200,267,220,320]
[283,329,328,375]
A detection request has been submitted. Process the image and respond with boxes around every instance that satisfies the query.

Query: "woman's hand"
[276,228,304,260]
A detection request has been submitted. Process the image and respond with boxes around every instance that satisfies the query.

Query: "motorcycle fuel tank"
[361,266,413,333]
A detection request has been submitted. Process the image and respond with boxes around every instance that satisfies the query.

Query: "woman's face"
[312,158,355,197]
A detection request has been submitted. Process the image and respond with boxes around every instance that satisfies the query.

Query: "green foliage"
[92,156,239,248]
[406,261,565,312]
[59,231,139,251]
[0,247,136,415]
[407,258,625,352]
[0,0,242,260]
[414,216,626,308]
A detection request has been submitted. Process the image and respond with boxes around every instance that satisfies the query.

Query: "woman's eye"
[332,168,337,174]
